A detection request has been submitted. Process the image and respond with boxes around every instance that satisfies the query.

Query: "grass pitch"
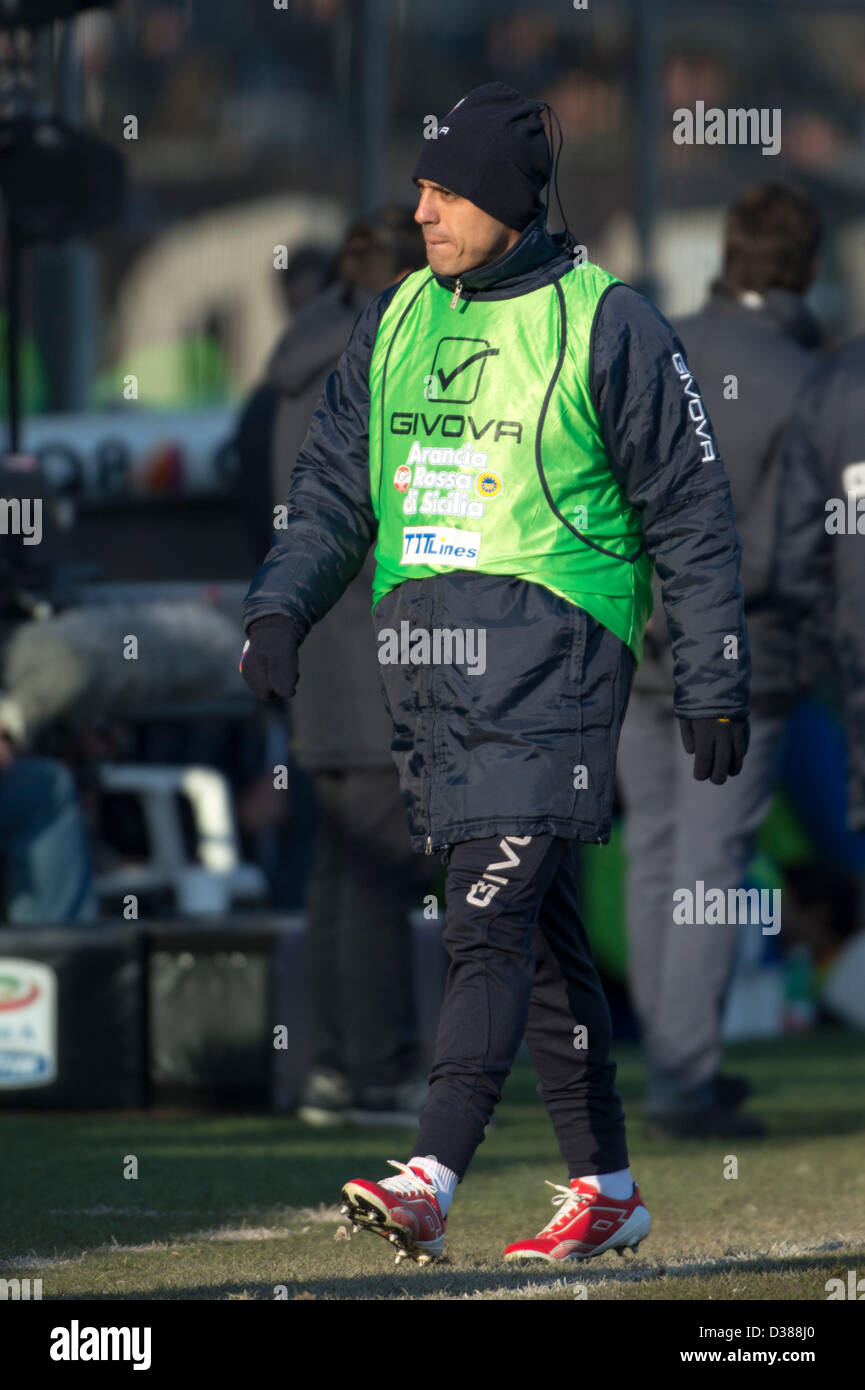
[3,1029,864,1300]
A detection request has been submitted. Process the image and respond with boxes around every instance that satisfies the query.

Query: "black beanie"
[411,82,552,233]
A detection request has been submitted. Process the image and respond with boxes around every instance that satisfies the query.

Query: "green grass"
[3,1029,864,1300]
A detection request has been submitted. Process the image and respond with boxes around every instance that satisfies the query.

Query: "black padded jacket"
[242,212,750,850]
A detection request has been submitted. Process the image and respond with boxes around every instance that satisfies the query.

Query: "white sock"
[575,1168,634,1200]
[409,1154,458,1216]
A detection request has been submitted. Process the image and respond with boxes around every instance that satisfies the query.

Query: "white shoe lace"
[380,1159,438,1200]
[537,1181,594,1235]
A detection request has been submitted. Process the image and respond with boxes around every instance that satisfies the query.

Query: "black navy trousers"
[412,832,629,1181]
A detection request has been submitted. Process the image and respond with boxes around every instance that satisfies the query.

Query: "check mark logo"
[437,347,499,394]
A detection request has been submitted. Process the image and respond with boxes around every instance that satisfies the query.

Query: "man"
[235,208,440,1126]
[618,183,829,1139]
[779,334,865,838]
[0,455,97,924]
[240,82,749,1267]
[0,714,97,923]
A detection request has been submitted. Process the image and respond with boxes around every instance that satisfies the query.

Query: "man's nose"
[415,192,436,224]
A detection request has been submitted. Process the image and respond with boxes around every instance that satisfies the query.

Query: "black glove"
[239,615,303,702]
[679,716,750,784]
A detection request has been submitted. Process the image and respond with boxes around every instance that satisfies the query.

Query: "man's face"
[414,180,521,277]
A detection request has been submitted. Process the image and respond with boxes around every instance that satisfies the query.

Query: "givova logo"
[400,527,481,567]
[671,352,717,463]
[429,337,499,405]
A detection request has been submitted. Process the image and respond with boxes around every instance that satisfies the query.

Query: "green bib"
[368,260,654,662]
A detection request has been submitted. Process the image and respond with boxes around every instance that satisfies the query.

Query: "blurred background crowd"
[2,0,865,1124]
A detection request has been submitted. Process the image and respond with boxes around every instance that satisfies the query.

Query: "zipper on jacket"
[422,585,438,852]
[449,277,463,310]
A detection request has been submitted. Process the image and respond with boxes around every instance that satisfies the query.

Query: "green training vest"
[368,260,654,662]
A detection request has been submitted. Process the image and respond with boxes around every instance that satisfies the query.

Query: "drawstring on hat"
[539,99,575,254]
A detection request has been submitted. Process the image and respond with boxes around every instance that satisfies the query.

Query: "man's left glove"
[679,716,750,785]
[239,615,304,702]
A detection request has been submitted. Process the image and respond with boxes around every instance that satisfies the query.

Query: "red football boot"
[503,1177,650,1262]
[340,1159,447,1266]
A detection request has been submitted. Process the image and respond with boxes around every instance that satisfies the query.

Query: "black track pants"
[412,832,629,1181]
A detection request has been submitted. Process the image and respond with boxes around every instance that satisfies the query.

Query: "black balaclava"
[411,81,573,245]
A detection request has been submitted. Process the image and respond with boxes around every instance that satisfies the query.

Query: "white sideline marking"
[45,1202,343,1223]
[446,1240,858,1300]
[7,1206,346,1266]
[9,1233,858,1278]
[49,1206,166,1217]
[458,1278,586,1301]
[12,1254,83,1269]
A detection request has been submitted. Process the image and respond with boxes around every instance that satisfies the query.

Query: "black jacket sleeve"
[590,282,750,718]
[770,387,835,686]
[240,282,401,638]
[786,342,865,831]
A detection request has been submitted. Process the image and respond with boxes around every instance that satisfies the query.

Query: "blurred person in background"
[240,81,750,1267]
[618,182,830,1140]
[235,209,440,1127]
[780,335,865,842]
[234,244,335,556]
[0,475,98,926]
[0,708,98,925]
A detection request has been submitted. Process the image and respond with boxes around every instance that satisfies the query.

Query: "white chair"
[95,763,268,914]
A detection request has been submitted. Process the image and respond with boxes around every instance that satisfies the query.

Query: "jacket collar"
[429,212,571,294]
[707,285,822,349]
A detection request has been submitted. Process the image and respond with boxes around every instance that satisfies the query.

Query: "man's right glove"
[679,716,750,785]
[239,615,304,702]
